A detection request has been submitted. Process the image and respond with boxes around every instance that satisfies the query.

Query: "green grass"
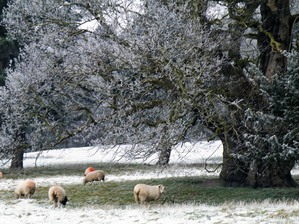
[1,163,299,208]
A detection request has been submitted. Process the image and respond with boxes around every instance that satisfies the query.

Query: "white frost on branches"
[1,0,226,161]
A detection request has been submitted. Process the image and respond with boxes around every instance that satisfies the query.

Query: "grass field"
[1,162,299,208]
[1,144,299,223]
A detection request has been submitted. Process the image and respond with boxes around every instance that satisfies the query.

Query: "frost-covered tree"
[2,0,299,188]
[212,0,299,187]
[1,0,224,168]
[241,50,299,187]
[0,0,110,167]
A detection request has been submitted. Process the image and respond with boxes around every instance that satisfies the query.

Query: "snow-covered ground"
[22,141,223,167]
[2,199,299,224]
[0,141,223,190]
[0,141,299,224]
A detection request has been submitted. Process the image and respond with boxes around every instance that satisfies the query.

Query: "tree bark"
[258,0,291,78]
[219,135,247,187]
[10,130,25,169]
[219,0,297,188]
[246,160,297,187]
[10,146,24,169]
[220,136,297,187]
[156,126,172,166]
[156,146,172,166]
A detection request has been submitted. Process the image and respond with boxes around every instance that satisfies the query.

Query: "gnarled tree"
[1,0,299,188]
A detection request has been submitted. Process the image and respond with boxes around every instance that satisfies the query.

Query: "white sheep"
[83,170,105,185]
[48,185,68,208]
[133,184,166,203]
[15,179,36,199]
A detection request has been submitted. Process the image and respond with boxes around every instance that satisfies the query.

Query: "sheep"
[83,170,105,185]
[84,166,95,176]
[48,185,68,208]
[15,179,36,199]
[133,184,166,204]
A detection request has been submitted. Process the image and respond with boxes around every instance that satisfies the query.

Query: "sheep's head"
[61,196,68,205]
[83,178,87,185]
[158,185,166,194]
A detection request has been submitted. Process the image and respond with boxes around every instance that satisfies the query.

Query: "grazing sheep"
[48,185,68,208]
[84,166,95,176]
[83,170,105,185]
[133,184,166,203]
[15,179,36,199]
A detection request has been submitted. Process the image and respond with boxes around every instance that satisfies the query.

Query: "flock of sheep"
[10,167,166,207]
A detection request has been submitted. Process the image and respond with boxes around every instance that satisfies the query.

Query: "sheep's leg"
[134,193,139,203]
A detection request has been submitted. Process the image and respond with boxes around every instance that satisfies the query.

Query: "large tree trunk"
[246,160,297,187]
[10,130,25,169]
[10,146,24,169]
[156,126,172,166]
[220,136,297,187]
[220,0,296,188]
[252,0,294,187]
[258,0,291,78]
[156,146,171,166]
[219,136,247,187]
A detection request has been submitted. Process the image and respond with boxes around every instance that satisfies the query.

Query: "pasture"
[0,142,299,223]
